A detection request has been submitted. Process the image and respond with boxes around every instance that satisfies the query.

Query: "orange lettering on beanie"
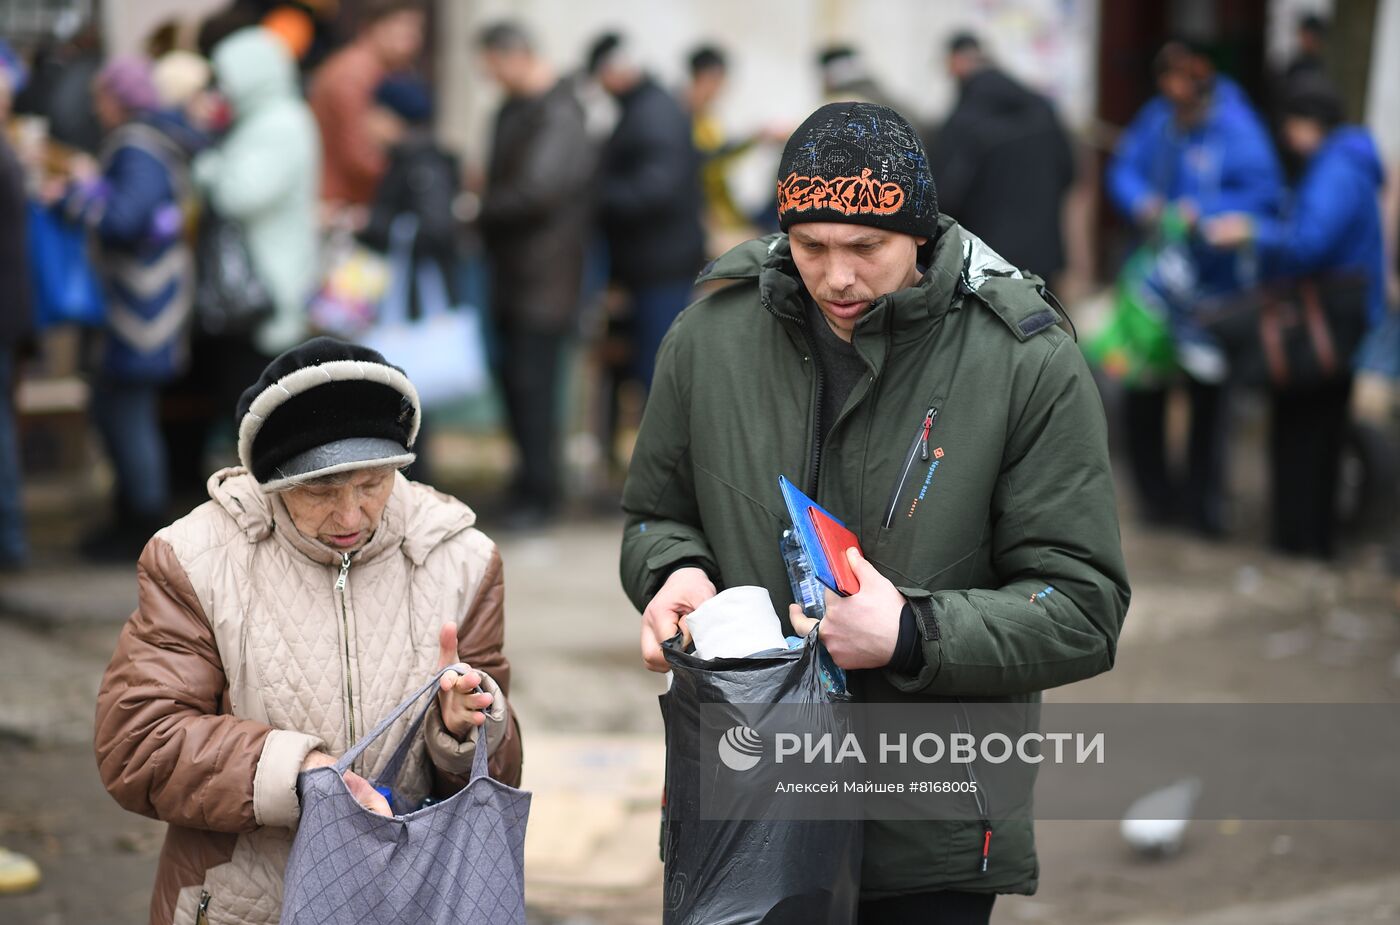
[777,168,905,218]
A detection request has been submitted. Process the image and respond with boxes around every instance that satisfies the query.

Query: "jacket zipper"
[196,890,211,925]
[335,553,357,765]
[761,293,827,496]
[804,325,826,496]
[882,407,939,528]
[955,700,993,875]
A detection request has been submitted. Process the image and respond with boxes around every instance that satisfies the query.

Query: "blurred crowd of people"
[1103,25,1393,563]
[0,2,1393,576]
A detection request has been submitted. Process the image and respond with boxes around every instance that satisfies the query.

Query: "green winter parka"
[620,217,1130,898]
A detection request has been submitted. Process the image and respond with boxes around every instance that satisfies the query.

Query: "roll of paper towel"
[686,586,788,660]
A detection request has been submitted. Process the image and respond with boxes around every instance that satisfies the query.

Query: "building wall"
[1364,0,1399,161]
[101,0,226,56]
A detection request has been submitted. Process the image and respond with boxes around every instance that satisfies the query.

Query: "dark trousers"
[858,890,995,924]
[496,325,567,512]
[92,377,168,519]
[162,335,270,498]
[0,346,28,564]
[631,279,694,389]
[1123,380,1229,536]
[1269,376,1352,559]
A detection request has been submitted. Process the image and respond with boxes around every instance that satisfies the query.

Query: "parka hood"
[205,467,476,566]
[211,27,299,115]
[1321,126,1384,187]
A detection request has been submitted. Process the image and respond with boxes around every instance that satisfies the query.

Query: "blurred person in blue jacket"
[1205,77,1386,559]
[1106,38,1282,537]
[54,55,198,560]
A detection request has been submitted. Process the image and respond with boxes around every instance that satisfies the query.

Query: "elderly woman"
[94,338,522,925]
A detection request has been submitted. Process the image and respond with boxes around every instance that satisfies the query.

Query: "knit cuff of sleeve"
[254,728,326,829]
[888,600,926,676]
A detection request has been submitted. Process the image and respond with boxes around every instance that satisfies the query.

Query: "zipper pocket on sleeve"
[882,407,939,529]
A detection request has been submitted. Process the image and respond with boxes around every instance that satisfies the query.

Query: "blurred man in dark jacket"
[931,33,1075,283]
[815,44,903,111]
[479,22,593,524]
[0,56,34,569]
[588,32,705,391]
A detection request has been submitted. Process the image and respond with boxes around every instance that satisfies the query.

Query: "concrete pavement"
[1,509,1398,924]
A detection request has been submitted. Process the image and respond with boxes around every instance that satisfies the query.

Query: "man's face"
[481,48,528,93]
[368,10,425,70]
[946,49,978,82]
[597,62,637,97]
[789,223,925,341]
[1158,69,1196,107]
[1156,48,1209,114]
[282,467,396,554]
[689,67,725,110]
[1282,115,1325,158]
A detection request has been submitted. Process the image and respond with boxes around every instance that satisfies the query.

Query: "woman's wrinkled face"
[282,467,396,554]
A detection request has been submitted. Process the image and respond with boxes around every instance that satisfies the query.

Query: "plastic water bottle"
[781,529,825,620]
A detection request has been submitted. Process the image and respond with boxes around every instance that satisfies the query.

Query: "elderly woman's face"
[281,467,396,554]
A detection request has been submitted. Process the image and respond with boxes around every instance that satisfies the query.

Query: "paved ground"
[1,465,1397,923]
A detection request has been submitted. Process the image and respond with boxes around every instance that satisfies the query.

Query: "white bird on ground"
[1120,778,1202,857]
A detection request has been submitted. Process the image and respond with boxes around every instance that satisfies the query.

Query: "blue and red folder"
[778,476,862,596]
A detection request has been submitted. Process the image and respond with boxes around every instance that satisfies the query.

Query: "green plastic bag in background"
[1083,209,1191,388]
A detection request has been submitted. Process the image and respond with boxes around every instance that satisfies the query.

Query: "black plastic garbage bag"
[659,632,861,925]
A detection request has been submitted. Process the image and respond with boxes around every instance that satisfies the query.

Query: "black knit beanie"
[777,101,938,238]
[1280,74,1344,129]
[235,337,421,489]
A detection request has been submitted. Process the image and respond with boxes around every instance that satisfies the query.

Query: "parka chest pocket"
[869,399,990,584]
[880,405,940,530]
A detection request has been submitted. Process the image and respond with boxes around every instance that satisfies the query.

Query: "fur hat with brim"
[236,337,421,491]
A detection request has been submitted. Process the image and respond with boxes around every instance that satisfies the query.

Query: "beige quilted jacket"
[94,468,523,925]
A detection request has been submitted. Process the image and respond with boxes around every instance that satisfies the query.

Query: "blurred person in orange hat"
[263,5,315,61]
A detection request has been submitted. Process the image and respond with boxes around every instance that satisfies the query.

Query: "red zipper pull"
[980,825,993,873]
[919,408,935,460]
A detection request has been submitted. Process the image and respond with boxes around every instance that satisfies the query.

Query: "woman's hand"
[435,623,494,740]
[36,175,68,205]
[300,750,393,816]
[342,770,392,816]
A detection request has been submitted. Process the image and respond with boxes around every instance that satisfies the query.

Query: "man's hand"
[1173,198,1200,228]
[789,549,904,670]
[435,622,494,740]
[1134,195,1164,229]
[300,750,392,816]
[640,566,716,672]
[1202,213,1254,248]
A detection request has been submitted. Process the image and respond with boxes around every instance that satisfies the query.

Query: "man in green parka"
[620,101,1130,923]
